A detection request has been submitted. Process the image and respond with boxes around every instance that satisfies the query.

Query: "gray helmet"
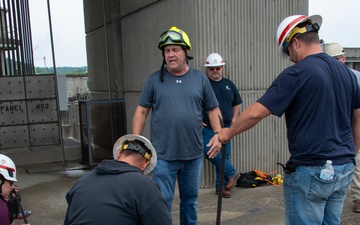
[113,134,157,175]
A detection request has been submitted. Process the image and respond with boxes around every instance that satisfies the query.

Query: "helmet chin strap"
[0,178,4,195]
[160,58,166,82]
[183,46,193,63]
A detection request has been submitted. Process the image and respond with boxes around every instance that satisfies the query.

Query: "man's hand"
[218,127,230,144]
[206,133,222,158]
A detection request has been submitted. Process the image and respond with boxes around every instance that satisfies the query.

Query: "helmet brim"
[204,62,226,67]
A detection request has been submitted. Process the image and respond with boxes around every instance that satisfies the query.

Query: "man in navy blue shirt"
[202,53,242,198]
[216,15,360,225]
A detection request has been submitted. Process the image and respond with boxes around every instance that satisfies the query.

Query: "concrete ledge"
[23,161,88,174]
[0,137,82,166]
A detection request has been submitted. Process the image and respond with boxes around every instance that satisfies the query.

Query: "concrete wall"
[66,75,89,99]
[83,0,309,187]
[344,47,360,71]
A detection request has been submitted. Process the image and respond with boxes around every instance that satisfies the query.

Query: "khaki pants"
[351,151,360,201]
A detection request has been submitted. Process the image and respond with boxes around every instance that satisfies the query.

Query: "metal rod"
[102,0,115,145]
[14,191,28,224]
[216,115,225,225]
[46,0,66,167]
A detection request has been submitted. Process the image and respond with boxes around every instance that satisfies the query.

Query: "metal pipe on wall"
[46,0,65,167]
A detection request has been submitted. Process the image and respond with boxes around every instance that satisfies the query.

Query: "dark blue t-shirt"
[203,78,242,127]
[258,53,360,166]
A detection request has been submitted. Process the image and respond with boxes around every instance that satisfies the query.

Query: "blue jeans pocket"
[307,172,338,202]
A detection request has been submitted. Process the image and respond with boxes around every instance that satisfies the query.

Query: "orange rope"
[254,170,279,186]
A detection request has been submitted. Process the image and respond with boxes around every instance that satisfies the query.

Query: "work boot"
[354,200,360,213]
[215,189,231,198]
[225,172,240,191]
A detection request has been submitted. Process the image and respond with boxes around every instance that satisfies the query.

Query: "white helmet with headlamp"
[276,14,322,59]
[113,134,157,175]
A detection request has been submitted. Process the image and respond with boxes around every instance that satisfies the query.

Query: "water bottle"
[319,160,334,180]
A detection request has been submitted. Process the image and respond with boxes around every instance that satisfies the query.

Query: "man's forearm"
[208,107,223,132]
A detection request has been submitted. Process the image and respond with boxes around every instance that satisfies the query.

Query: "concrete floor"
[10,161,360,225]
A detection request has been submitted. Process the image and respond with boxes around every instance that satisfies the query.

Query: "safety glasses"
[159,30,184,46]
[282,33,301,56]
[208,67,222,71]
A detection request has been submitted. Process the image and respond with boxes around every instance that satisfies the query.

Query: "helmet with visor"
[158,26,192,51]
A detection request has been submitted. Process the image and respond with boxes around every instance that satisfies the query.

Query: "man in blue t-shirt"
[216,15,360,225]
[132,26,222,225]
[202,53,242,198]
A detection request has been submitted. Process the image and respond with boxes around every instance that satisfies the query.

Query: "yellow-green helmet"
[158,26,192,51]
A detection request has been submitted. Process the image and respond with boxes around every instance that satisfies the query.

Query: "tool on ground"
[236,170,280,188]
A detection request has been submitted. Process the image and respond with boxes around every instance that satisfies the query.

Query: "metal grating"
[0,0,35,76]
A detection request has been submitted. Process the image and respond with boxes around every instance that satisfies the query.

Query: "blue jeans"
[203,126,236,189]
[284,162,354,225]
[152,158,203,225]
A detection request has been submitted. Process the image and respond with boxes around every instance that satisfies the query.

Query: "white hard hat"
[113,134,157,175]
[276,14,322,59]
[204,53,225,67]
[324,42,345,57]
[0,154,17,182]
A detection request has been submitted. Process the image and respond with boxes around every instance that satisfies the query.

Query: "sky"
[29,0,86,67]
[28,0,360,68]
[309,0,360,47]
